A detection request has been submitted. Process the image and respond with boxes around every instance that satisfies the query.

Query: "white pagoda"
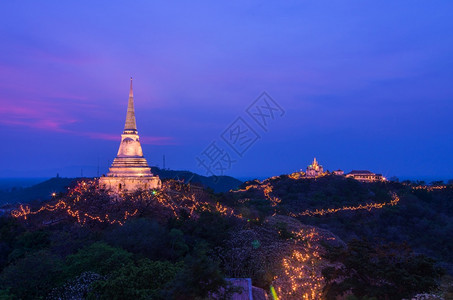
[99,78,161,193]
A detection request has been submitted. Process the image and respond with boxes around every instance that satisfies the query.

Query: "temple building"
[332,169,344,176]
[99,78,161,193]
[346,170,384,182]
[305,157,324,177]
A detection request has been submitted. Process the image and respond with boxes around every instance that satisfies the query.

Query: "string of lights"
[12,176,402,230]
[412,185,447,191]
[288,193,400,218]
[11,179,242,225]
[233,182,401,218]
[273,227,331,299]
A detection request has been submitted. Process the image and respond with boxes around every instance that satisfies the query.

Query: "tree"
[64,242,133,278]
[0,250,64,299]
[168,228,189,260]
[103,218,167,259]
[7,230,50,264]
[48,271,103,300]
[88,259,182,300]
[322,239,444,300]
[170,244,228,299]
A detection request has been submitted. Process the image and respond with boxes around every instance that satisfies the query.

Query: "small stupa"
[99,78,161,192]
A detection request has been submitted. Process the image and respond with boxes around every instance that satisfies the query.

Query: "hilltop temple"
[305,157,324,177]
[99,78,161,193]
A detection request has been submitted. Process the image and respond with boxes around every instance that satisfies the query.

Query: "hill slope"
[223,174,453,274]
[151,167,242,193]
[0,177,78,204]
[0,168,242,205]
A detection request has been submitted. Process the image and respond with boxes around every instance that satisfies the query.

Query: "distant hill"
[0,177,80,205]
[0,169,242,205]
[0,178,48,192]
[151,167,242,193]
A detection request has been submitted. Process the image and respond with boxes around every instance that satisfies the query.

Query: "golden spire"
[124,77,137,133]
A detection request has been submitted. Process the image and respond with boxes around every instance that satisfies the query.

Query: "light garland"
[412,185,447,191]
[11,179,243,226]
[272,228,330,299]
[233,182,401,217]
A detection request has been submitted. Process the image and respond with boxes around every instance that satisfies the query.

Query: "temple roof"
[348,170,373,174]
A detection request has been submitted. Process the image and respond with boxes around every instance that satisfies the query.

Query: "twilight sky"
[1,1,452,180]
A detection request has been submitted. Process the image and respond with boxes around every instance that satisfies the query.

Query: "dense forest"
[0,175,452,299]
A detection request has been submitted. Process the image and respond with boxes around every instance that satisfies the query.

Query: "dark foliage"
[103,218,189,261]
[88,259,183,300]
[0,177,451,298]
[0,250,64,299]
[227,176,453,274]
[322,239,444,299]
[65,242,134,278]
[169,244,228,300]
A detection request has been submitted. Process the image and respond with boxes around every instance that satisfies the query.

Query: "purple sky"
[1,1,452,180]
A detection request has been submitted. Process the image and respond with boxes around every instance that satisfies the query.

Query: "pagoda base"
[99,175,161,193]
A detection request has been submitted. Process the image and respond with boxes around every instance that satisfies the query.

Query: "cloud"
[0,100,77,132]
[0,100,175,145]
[140,136,175,145]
